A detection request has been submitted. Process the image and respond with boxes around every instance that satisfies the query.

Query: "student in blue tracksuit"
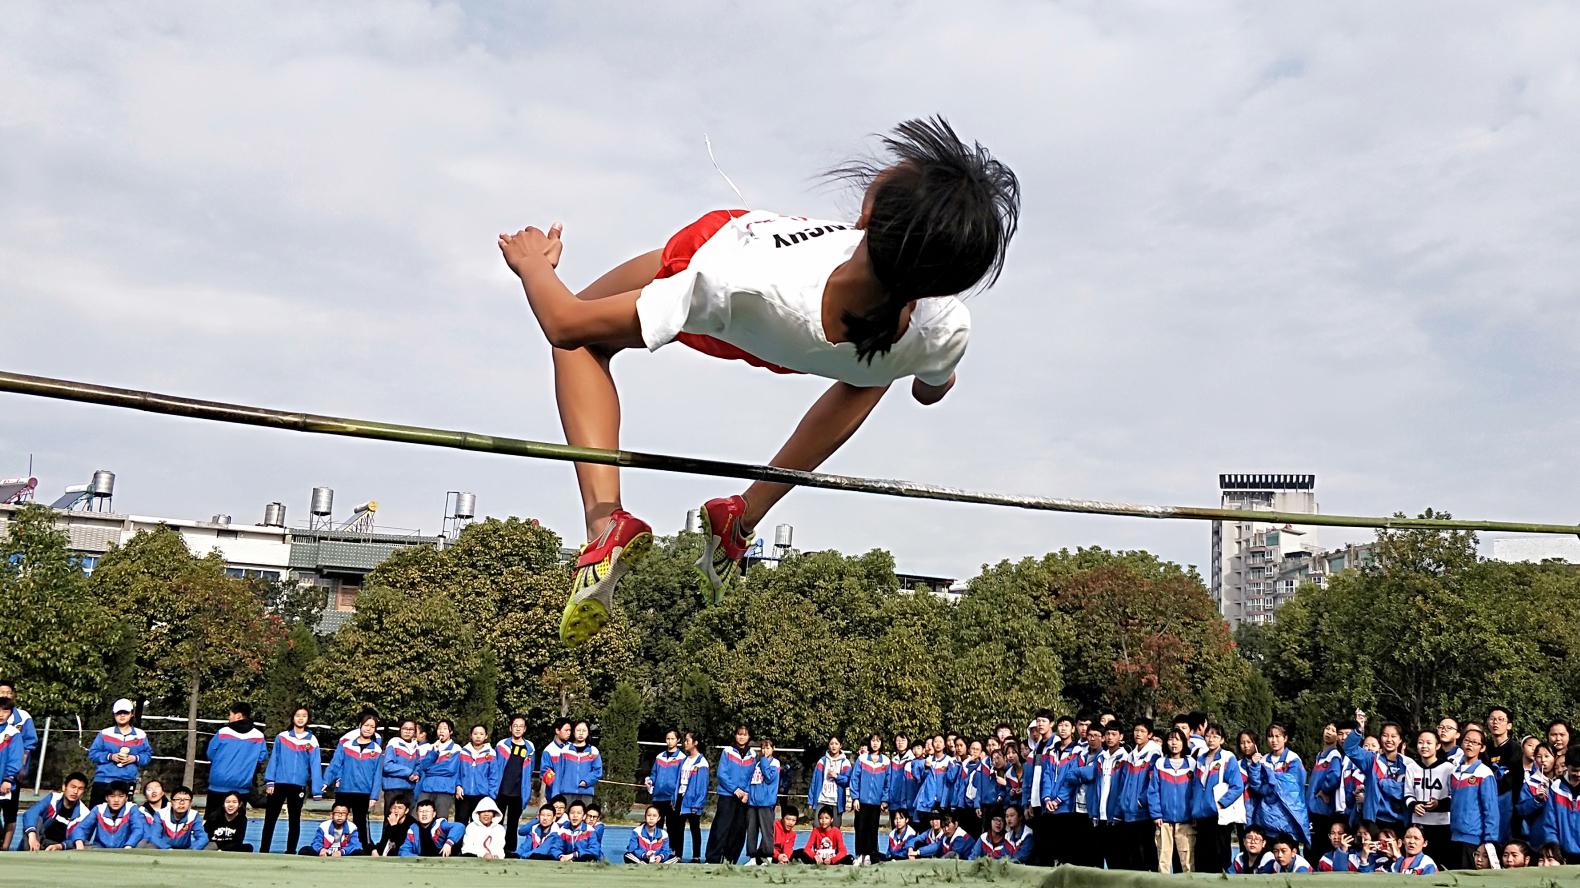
[1307,721,1344,840]
[261,706,323,855]
[1038,717,1084,866]
[625,803,678,864]
[914,736,959,819]
[1247,723,1310,851]
[552,799,602,862]
[495,714,536,857]
[456,723,501,825]
[518,804,562,860]
[1148,729,1196,873]
[887,734,918,825]
[382,719,424,803]
[419,719,462,821]
[646,729,686,842]
[1068,722,1127,869]
[559,720,603,806]
[1120,721,1162,871]
[1344,717,1410,829]
[1540,747,1580,859]
[206,702,269,814]
[537,718,570,800]
[69,781,142,849]
[0,680,37,849]
[138,785,208,850]
[1515,743,1557,842]
[1450,727,1501,869]
[969,813,1011,860]
[706,725,756,864]
[398,798,464,857]
[324,711,383,840]
[1188,723,1243,874]
[1002,804,1034,863]
[850,733,890,864]
[885,808,919,860]
[914,812,974,858]
[807,736,853,827]
[300,802,364,856]
[87,699,152,807]
[676,732,710,863]
[0,713,25,834]
[19,771,90,851]
[744,737,783,864]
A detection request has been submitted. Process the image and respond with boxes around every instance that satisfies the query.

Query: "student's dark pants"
[744,804,777,861]
[455,794,481,825]
[261,784,306,853]
[1308,814,1338,851]
[677,812,703,861]
[792,849,852,864]
[705,795,749,864]
[654,799,677,842]
[207,790,252,818]
[498,794,525,856]
[1124,819,1157,871]
[853,803,883,860]
[1053,812,1090,865]
[1027,808,1056,866]
[953,806,981,839]
[1193,819,1231,874]
[337,792,372,843]
[89,782,116,808]
[1418,824,1452,862]
[1093,820,1124,869]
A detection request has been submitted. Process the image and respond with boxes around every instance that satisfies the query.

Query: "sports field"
[0,853,1576,888]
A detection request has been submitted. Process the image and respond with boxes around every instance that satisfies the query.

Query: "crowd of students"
[4,684,1579,874]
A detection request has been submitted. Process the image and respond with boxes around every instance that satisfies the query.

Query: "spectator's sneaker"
[695,495,752,606]
[560,510,653,647]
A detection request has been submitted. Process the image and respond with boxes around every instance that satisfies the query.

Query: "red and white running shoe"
[695,495,753,606]
[560,509,653,647]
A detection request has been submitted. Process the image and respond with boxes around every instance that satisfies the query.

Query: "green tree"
[0,505,130,716]
[257,577,326,631]
[598,681,643,816]
[259,623,321,735]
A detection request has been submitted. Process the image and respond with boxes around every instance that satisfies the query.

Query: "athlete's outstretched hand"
[499,223,563,275]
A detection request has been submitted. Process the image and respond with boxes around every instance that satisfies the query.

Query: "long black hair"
[826,116,1020,362]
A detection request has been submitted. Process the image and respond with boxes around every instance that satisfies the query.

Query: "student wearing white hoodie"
[461,796,508,859]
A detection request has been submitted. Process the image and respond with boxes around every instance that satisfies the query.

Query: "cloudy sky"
[4,1,1577,580]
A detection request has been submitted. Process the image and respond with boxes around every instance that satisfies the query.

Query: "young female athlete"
[498,117,1020,647]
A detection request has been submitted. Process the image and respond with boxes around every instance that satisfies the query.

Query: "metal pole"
[2,369,1576,536]
[33,716,50,794]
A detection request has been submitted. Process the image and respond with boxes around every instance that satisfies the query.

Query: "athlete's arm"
[740,381,890,527]
[912,373,955,405]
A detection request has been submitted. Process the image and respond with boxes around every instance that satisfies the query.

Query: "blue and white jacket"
[887,751,918,811]
[678,754,711,815]
[311,819,363,855]
[1188,748,1244,821]
[5,708,37,774]
[1002,824,1034,863]
[560,743,604,795]
[716,745,756,798]
[419,739,462,795]
[206,722,269,794]
[381,737,424,794]
[518,819,561,858]
[0,720,25,788]
[749,754,781,808]
[648,748,685,803]
[87,725,151,784]
[457,742,502,798]
[536,739,564,795]
[915,824,973,858]
[1068,746,1126,823]
[625,824,674,861]
[806,751,852,813]
[1390,852,1439,874]
[884,824,918,860]
[1249,749,1310,845]
[1146,755,1196,823]
[1118,740,1161,821]
[19,791,90,845]
[913,754,959,813]
[970,833,1013,860]
[323,735,384,797]
[398,817,464,856]
[1342,731,1408,826]
[1449,759,1500,845]
[1540,776,1580,856]
[1514,766,1551,842]
[264,729,324,793]
[144,807,207,850]
[851,752,891,806]
[69,802,143,848]
[1038,741,1082,811]
[553,820,601,859]
[1307,744,1343,817]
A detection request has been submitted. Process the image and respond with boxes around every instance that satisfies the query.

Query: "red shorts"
[659,209,800,375]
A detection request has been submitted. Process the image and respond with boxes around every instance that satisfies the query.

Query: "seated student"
[884,808,917,861]
[793,805,853,865]
[1001,804,1033,864]
[300,802,364,857]
[1502,840,1533,869]
[19,771,89,852]
[625,804,678,864]
[969,813,1010,860]
[1536,843,1567,867]
[553,799,602,862]
[918,813,973,859]
[139,785,207,850]
[908,812,945,860]
[1367,826,1401,872]
[1226,825,1271,874]
[204,791,254,852]
[518,805,562,860]
[69,781,142,849]
[550,794,570,826]
[368,795,413,857]
[772,805,800,865]
[399,798,464,857]
[586,802,606,844]
[1388,825,1438,874]
[1257,834,1313,874]
[460,797,507,859]
[136,778,168,827]
[1317,820,1363,872]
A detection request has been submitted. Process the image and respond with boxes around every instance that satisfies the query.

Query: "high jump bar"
[2,369,1575,537]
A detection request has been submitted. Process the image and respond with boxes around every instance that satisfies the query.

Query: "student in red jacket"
[792,806,853,865]
[770,806,800,864]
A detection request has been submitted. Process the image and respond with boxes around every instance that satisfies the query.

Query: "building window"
[336,584,360,612]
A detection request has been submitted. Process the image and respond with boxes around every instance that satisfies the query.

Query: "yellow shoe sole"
[559,531,653,648]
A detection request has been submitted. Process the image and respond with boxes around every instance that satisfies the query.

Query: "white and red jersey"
[637,210,969,388]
